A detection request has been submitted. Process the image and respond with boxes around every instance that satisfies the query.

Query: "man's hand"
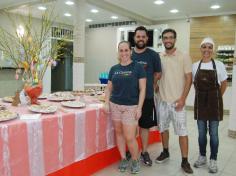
[154,84,159,93]
[175,97,185,111]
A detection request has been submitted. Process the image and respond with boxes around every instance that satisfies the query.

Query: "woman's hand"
[135,107,142,120]
[103,102,110,114]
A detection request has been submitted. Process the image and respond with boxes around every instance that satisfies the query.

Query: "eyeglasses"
[162,36,175,40]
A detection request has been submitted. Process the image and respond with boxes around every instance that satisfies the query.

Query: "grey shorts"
[157,99,188,136]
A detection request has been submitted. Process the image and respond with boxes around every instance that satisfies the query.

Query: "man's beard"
[135,41,146,49]
[164,43,175,50]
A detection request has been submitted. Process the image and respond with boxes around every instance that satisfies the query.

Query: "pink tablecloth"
[0,97,115,176]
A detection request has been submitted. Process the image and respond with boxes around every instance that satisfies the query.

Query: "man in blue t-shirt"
[131,26,162,166]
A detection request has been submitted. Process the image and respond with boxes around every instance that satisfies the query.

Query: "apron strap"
[211,59,219,87]
[195,59,219,88]
[194,60,203,89]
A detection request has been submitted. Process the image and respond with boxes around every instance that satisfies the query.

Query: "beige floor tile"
[93,111,236,176]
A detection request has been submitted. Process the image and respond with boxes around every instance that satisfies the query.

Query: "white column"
[228,64,236,138]
[228,28,236,138]
[42,67,51,93]
[73,0,86,91]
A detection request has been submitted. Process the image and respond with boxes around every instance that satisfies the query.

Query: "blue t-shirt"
[132,48,162,99]
[108,62,146,105]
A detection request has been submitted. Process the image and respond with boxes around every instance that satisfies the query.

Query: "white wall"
[84,19,190,83]
[0,13,191,87]
[156,19,190,54]
[85,27,118,83]
[84,20,234,111]
[0,13,42,96]
[0,13,65,95]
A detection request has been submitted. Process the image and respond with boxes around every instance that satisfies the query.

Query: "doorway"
[51,39,73,92]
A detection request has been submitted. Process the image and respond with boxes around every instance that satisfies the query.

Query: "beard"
[164,43,175,50]
[135,41,147,49]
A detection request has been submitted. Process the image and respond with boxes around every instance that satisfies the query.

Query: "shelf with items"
[216,45,235,82]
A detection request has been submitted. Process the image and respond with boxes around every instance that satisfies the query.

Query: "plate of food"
[28,104,57,113]
[96,91,104,95]
[2,96,14,103]
[0,110,18,122]
[61,101,86,108]
[48,92,76,102]
[85,88,95,93]
[98,95,105,102]
[0,104,6,110]
[85,88,96,95]
[71,91,85,96]
[38,93,48,99]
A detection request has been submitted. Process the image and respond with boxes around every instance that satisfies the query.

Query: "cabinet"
[216,45,235,81]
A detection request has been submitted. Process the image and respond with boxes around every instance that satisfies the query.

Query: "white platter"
[61,101,86,108]
[38,94,48,99]
[0,110,18,122]
[2,96,14,103]
[48,92,76,102]
[0,104,6,110]
[28,104,57,114]
[96,91,104,95]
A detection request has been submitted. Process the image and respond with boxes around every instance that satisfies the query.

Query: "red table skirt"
[48,131,160,176]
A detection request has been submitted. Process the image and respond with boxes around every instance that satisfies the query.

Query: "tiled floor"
[93,111,236,176]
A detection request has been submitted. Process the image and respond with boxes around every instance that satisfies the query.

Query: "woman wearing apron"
[192,37,228,173]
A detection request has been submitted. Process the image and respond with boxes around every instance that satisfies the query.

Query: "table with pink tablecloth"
[0,97,116,176]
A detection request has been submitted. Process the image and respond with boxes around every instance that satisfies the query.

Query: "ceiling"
[1,0,236,26]
[7,1,131,26]
[104,0,236,21]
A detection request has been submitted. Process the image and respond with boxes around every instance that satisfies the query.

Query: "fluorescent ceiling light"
[86,19,93,22]
[170,9,179,13]
[91,9,99,13]
[64,13,72,17]
[111,16,118,19]
[38,6,47,10]
[65,1,74,5]
[154,0,164,5]
[211,4,220,9]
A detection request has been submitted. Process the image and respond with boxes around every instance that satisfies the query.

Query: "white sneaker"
[208,159,218,173]
[194,155,207,168]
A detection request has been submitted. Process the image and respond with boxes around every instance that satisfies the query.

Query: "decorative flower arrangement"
[0,9,64,86]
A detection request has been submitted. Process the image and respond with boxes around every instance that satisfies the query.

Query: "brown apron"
[194,59,223,121]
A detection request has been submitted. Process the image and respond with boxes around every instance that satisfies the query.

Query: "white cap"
[200,37,215,48]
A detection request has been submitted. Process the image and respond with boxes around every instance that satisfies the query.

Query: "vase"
[24,82,43,104]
